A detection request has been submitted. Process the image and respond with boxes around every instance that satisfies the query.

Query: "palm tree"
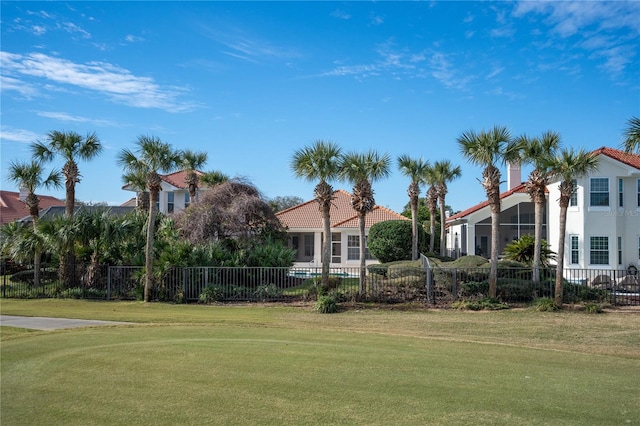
[200,170,229,188]
[117,135,181,302]
[31,130,102,286]
[549,148,599,307]
[122,169,150,211]
[5,160,61,286]
[31,130,102,218]
[622,116,640,154]
[457,125,519,298]
[341,150,391,291]
[518,131,561,283]
[424,164,439,253]
[433,160,462,257]
[180,149,208,203]
[397,155,429,260]
[291,140,342,289]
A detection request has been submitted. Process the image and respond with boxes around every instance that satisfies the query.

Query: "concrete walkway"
[0,315,133,330]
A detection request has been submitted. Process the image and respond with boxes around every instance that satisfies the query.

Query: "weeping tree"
[117,135,181,302]
[6,160,62,286]
[340,150,391,291]
[291,140,342,289]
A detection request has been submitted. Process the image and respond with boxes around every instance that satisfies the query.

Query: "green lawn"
[2,300,639,425]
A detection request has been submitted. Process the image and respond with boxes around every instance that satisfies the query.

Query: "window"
[304,234,314,257]
[619,179,624,207]
[618,236,623,265]
[185,192,190,208]
[347,235,373,260]
[570,235,579,265]
[590,236,609,265]
[569,179,578,207]
[331,233,341,264]
[590,178,609,207]
[167,192,174,213]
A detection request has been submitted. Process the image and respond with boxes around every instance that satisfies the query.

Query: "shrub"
[315,295,339,313]
[367,220,427,263]
[452,297,508,311]
[584,302,604,314]
[311,276,342,296]
[254,283,282,301]
[199,285,223,304]
[534,297,558,312]
[502,235,556,267]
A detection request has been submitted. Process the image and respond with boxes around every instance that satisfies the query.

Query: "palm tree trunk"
[410,197,418,260]
[359,213,367,293]
[489,209,500,298]
[321,202,332,292]
[532,199,544,283]
[144,190,158,302]
[555,204,568,307]
[439,196,446,257]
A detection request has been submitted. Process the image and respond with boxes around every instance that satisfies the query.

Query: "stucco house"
[121,170,203,215]
[445,162,545,259]
[276,190,409,268]
[547,147,640,274]
[0,190,65,225]
[446,146,640,275]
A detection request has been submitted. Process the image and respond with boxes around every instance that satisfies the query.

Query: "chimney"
[507,162,521,191]
[18,186,28,202]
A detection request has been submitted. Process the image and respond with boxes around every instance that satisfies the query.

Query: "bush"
[452,297,508,310]
[367,220,427,263]
[534,297,558,312]
[314,295,339,313]
[254,283,282,301]
[199,285,223,304]
[584,302,604,314]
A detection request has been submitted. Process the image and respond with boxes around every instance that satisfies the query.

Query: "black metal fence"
[1,261,638,306]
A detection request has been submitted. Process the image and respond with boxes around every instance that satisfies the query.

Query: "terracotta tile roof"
[592,146,640,169]
[122,170,203,191]
[446,183,529,222]
[0,190,65,224]
[276,189,408,229]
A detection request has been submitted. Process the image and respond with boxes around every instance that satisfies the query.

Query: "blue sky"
[1,1,639,214]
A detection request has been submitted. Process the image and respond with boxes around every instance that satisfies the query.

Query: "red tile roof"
[0,190,65,224]
[122,170,203,191]
[446,183,529,222]
[276,189,408,229]
[593,146,640,169]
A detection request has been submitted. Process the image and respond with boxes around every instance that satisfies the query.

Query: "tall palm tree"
[122,169,150,212]
[200,170,230,188]
[397,155,429,260]
[433,160,462,257]
[31,130,102,218]
[341,150,391,291]
[6,160,62,286]
[31,130,102,286]
[117,135,181,302]
[291,140,342,288]
[457,125,519,298]
[622,116,640,154]
[549,148,599,307]
[518,131,561,283]
[424,164,439,253]
[180,149,208,203]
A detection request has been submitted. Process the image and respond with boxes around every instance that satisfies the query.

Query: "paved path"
[0,315,133,330]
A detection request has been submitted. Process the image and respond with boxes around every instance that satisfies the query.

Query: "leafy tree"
[291,140,342,289]
[433,160,462,257]
[458,125,520,298]
[503,234,556,267]
[269,195,304,212]
[549,148,599,307]
[622,116,640,154]
[397,155,429,260]
[340,150,391,290]
[518,131,561,283]
[180,149,208,203]
[31,130,102,285]
[368,220,427,263]
[117,135,181,302]
[6,159,62,286]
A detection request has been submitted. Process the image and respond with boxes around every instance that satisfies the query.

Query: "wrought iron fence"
[1,261,638,306]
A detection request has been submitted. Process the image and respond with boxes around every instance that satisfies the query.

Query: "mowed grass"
[1,300,639,425]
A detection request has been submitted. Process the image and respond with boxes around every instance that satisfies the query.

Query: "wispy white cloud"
[60,21,91,38]
[369,13,384,26]
[125,34,144,43]
[36,111,120,127]
[331,9,351,20]
[1,52,196,112]
[0,126,40,144]
[429,52,474,90]
[1,75,38,98]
